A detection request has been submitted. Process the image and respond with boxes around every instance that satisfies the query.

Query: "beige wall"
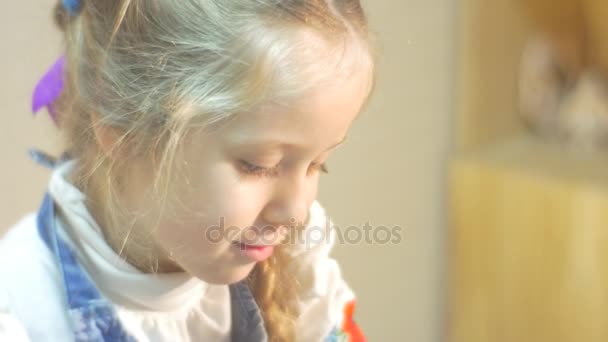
[0,0,64,229]
[0,1,454,341]
[320,1,454,340]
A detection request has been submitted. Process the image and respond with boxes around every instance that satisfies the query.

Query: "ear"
[91,113,123,159]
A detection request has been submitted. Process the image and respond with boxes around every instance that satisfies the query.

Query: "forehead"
[219,66,371,150]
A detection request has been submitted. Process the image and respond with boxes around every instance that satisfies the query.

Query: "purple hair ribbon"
[32,56,66,125]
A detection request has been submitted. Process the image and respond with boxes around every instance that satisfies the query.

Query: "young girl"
[0,0,374,341]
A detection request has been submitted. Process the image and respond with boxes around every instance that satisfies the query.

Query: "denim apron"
[32,153,268,342]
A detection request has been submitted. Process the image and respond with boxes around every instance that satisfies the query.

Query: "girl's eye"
[237,160,279,178]
[237,160,330,178]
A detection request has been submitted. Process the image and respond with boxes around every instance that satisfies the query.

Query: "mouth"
[232,242,276,262]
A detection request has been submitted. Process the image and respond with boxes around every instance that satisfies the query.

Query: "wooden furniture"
[449,1,608,341]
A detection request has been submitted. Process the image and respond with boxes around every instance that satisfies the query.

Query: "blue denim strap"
[229,281,268,342]
[36,193,136,342]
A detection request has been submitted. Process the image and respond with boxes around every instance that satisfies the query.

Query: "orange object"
[341,300,366,342]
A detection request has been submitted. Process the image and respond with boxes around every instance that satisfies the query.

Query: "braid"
[248,246,300,341]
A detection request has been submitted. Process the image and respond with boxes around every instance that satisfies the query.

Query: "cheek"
[201,163,268,222]
[209,180,273,242]
[159,163,271,249]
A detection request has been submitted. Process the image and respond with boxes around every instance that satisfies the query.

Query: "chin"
[192,263,256,285]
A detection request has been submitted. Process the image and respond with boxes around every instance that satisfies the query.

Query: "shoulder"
[0,214,72,340]
[286,202,360,341]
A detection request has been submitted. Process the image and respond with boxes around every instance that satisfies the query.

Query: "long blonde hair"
[53,1,373,340]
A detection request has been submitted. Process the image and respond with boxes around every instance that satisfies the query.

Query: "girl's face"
[147,69,370,285]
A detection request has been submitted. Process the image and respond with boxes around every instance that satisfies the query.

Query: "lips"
[233,242,275,262]
[238,243,273,250]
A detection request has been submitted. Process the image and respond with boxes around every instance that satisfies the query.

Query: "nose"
[262,173,315,228]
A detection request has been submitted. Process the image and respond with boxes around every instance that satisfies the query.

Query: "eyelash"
[237,160,329,178]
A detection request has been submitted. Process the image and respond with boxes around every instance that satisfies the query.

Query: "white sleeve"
[0,287,30,342]
[287,201,364,342]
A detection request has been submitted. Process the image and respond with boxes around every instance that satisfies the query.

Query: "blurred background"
[1,0,453,341]
[450,1,608,342]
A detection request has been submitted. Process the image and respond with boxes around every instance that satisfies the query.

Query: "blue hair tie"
[62,0,82,15]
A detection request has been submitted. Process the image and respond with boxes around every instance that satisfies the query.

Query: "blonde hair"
[53,0,373,340]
